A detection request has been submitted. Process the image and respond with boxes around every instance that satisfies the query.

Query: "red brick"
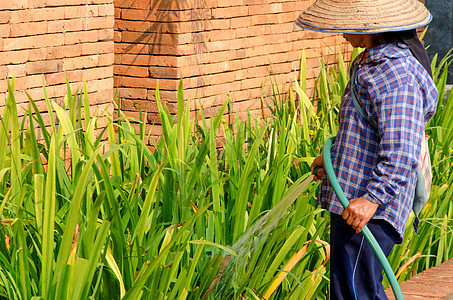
[83,41,113,55]
[236,25,271,38]
[248,4,272,15]
[85,90,114,107]
[10,21,48,37]
[4,36,34,51]
[116,19,178,34]
[0,11,12,24]
[47,44,75,59]
[115,65,149,77]
[117,88,148,100]
[114,30,122,42]
[149,44,181,56]
[205,49,238,63]
[115,0,173,10]
[275,11,299,23]
[44,70,83,86]
[65,5,98,19]
[0,0,27,10]
[80,66,112,81]
[15,94,31,108]
[6,64,27,78]
[115,43,149,55]
[10,10,30,24]
[250,14,271,26]
[121,99,159,113]
[114,53,122,65]
[205,40,230,52]
[22,48,42,62]
[232,90,252,102]
[126,123,162,140]
[83,16,114,30]
[120,30,174,44]
[0,92,5,107]
[242,35,262,48]
[169,22,193,34]
[87,0,113,5]
[198,61,230,75]
[26,60,64,75]
[282,1,309,12]
[4,50,30,64]
[84,78,113,95]
[229,59,242,70]
[29,0,47,8]
[212,6,249,19]
[98,28,114,41]
[98,4,115,16]
[47,19,83,33]
[0,66,6,79]
[204,29,236,42]
[64,30,99,45]
[146,91,178,107]
[119,9,146,21]
[240,76,266,90]
[120,54,176,67]
[118,76,177,91]
[114,7,121,19]
[208,72,237,85]
[32,33,65,48]
[170,64,198,78]
[63,55,99,71]
[269,23,293,35]
[98,52,114,66]
[178,0,208,10]
[149,66,179,79]
[217,0,244,8]
[115,109,146,122]
[179,31,200,44]
[29,7,66,22]
[205,18,231,30]
[52,44,83,59]
[203,81,241,97]
[231,99,261,115]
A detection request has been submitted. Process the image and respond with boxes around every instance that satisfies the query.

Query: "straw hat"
[295,0,432,34]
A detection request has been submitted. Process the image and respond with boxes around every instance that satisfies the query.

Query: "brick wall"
[114,0,350,142]
[0,1,427,144]
[0,0,115,136]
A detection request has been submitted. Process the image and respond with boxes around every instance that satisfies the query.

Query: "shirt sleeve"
[362,76,424,205]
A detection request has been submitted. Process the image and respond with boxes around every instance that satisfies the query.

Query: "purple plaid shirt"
[319,43,438,239]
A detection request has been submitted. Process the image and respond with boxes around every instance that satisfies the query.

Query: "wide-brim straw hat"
[295,0,432,34]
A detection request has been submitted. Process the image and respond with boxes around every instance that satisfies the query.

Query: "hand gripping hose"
[322,136,404,300]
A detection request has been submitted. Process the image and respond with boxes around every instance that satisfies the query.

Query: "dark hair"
[380,30,416,44]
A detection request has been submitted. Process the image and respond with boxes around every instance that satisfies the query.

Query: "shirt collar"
[360,42,410,65]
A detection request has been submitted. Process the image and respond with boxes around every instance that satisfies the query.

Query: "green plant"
[0,43,451,300]
[384,48,453,286]
[0,72,332,299]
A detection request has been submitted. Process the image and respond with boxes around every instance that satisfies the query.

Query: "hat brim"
[295,0,432,34]
[295,14,432,34]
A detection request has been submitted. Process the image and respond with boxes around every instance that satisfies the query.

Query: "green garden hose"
[322,136,404,300]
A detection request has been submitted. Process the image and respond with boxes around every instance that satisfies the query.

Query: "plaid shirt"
[319,43,438,239]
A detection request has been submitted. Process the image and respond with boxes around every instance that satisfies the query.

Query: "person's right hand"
[311,155,324,181]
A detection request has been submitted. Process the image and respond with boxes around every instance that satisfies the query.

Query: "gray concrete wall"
[425,0,453,83]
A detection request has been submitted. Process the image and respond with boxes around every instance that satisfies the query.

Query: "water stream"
[214,174,314,298]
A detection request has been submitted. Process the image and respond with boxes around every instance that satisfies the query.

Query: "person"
[295,0,438,299]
